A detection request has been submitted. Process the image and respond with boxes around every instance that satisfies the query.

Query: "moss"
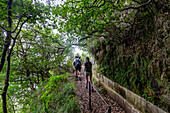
[88,3,169,111]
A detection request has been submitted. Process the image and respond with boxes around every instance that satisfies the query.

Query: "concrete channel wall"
[93,72,167,113]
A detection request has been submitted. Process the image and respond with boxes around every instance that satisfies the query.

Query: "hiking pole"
[89,81,92,110]
[108,106,111,113]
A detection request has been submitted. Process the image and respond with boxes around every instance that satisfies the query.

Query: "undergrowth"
[29,73,80,113]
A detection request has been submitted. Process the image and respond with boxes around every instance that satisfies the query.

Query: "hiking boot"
[75,76,78,78]
[85,85,88,89]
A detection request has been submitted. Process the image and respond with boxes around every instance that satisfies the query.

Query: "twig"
[7,94,15,113]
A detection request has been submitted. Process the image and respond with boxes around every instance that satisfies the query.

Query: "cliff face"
[89,0,169,111]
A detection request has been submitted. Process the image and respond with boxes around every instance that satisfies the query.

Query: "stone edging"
[93,72,167,113]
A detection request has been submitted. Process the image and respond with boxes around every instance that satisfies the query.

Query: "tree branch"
[132,0,141,5]
[13,17,30,39]
[107,0,151,11]
[32,29,64,47]
[78,36,90,42]
[0,25,7,31]
[7,94,15,113]
[59,47,66,55]
[72,43,87,46]
[20,0,24,8]
[78,30,99,42]
[11,15,23,33]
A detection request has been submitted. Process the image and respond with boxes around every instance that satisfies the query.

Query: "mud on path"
[69,73,125,113]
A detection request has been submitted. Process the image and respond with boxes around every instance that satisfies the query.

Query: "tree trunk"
[1,93,7,113]
[2,51,11,113]
[1,0,13,112]
[2,34,17,113]
[0,0,13,73]
[0,35,11,72]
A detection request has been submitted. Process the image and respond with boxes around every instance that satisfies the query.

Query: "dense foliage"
[30,73,80,113]
[0,0,78,112]
[0,0,169,112]
[55,0,169,111]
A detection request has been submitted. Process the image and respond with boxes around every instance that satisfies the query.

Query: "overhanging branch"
[13,16,30,39]
[78,36,90,42]
[32,29,64,47]
[72,43,87,46]
[107,0,151,11]
[11,15,23,33]
[0,25,7,31]
[78,30,98,42]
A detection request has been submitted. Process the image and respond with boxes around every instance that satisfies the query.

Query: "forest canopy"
[0,0,78,112]
[0,0,169,112]
[54,0,169,111]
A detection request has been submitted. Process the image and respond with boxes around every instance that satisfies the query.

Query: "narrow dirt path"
[69,73,125,113]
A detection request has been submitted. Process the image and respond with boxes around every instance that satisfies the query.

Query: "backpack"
[74,59,81,67]
[84,61,92,72]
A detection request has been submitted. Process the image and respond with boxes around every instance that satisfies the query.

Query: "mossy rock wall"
[88,1,169,112]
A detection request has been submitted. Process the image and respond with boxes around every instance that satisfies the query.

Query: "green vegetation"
[0,0,169,112]
[30,74,80,113]
[54,0,169,111]
[0,0,78,112]
[97,85,107,94]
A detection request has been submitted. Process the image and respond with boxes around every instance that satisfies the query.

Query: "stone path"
[69,73,125,113]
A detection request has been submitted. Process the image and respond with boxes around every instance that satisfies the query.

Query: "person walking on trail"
[84,57,93,89]
[78,56,82,72]
[73,56,82,81]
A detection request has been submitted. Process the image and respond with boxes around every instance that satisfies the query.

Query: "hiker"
[73,56,81,80]
[84,57,93,89]
[78,56,82,72]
